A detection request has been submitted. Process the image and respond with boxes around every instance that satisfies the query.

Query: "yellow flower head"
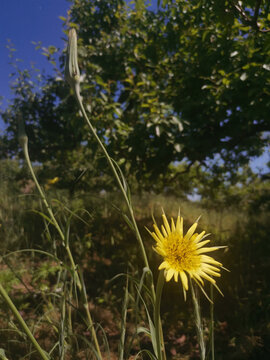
[149,212,224,297]
[45,177,60,191]
[47,177,59,185]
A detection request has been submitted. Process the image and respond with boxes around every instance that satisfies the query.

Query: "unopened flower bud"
[18,116,28,147]
[65,29,80,89]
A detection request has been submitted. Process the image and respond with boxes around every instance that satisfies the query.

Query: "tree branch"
[166,161,195,185]
[253,0,262,25]
[233,1,251,23]
[230,0,270,33]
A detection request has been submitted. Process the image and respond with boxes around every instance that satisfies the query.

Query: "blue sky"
[0,0,70,114]
[0,0,268,172]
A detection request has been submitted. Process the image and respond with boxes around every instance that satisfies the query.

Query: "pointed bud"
[65,29,80,89]
[18,116,28,147]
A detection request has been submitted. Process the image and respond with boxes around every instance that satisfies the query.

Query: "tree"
[1,0,269,191]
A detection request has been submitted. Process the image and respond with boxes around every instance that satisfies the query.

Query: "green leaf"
[0,349,8,360]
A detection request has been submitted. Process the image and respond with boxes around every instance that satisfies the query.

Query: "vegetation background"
[0,0,269,359]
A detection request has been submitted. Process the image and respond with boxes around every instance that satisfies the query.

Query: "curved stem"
[74,84,166,360]
[22,140,82,291]
[22,139,102,357]
[23,143,64,240]
[74,84,150,273]
[0,283,50,360]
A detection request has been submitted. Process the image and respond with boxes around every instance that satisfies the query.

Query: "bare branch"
[230,0,270,33]
[232,1,251,23]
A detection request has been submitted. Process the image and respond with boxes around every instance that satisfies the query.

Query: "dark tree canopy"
[1,0,270,191]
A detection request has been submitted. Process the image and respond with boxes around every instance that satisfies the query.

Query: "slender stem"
[74,84,150,271]
[68,282,73,333]
[59,288,66,360]
[80,271,102,359]
[210,284,215,360]
[22,140,82,291]
[154,270,165,360]
[84,305,102,360]
[21,124,102,358]
[74,84,167,360]
[0,351,9,360]
[23,142,64,240]
[0,283,50,360]
[191,281,205,360]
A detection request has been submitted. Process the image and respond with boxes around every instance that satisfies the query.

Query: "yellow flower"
[47,177,59,185]
[149,212,224,298]
[45,177,60,190]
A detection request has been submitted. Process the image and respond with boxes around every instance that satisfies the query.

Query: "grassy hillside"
[0,162,269,359]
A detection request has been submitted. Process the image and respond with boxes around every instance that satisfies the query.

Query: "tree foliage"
[1,0,269,191]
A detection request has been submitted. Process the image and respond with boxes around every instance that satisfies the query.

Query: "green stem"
[0,283,50,360]
[22,139,102,358]
[22,140,82,291]
[119,278,129,360]
[80,271,102,359]
[154,270,165,360]
[23,142,63,240]
[191,281,205,360]
[84,305,102,360]
[210,284,215,360]
[74,84,150,272]
[74,83,167,360]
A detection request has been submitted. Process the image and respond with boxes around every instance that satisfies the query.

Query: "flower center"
[164,232,201,272]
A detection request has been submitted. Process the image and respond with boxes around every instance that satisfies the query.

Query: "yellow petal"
[180,271,188,290]
[171,218,176,232]
[193,231,206,243]
[155,246,166,257]
[195,239,210,249]
[162,214,171,235]
[176,216,183,237]
[153,224,164,241]
[184,222,197,241]
[199,271,216,284]
[161,225,168,238]
[197,246,219,254]
[201,255,222,266]
[202,263,220,271]
[192,272,204,285]
[151,232,162,244]
[202,267,221,277]
[174,271,178,282]
[202,267,220,277]
[166,268,174,282]
[159,261,169,270]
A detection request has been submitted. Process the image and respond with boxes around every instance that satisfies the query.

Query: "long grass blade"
[119,277,129,360]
